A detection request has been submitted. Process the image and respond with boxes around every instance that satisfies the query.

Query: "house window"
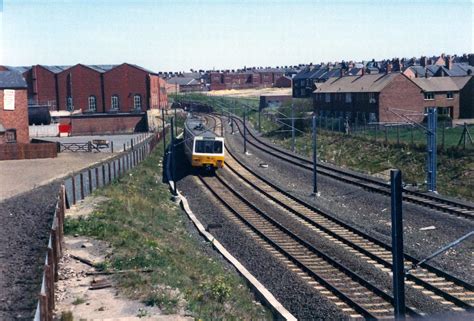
[134,94,142,110]
[66,96,74,111]
[446,92,453,99]
[5,129,16,143]
[424,92,435,100]
[88,95,97,111]
[345,93,352,103]
[111,95,119,111]
[325,93,331,103]
[369,93,377,104]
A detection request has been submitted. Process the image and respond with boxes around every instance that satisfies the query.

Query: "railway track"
[226,114,474,220]
[222,147,474,313]
[199,174,420,320]
[196,114,473,319]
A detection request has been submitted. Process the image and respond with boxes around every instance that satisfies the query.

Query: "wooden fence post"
[71,176,76,205]
[88,169,93,194]
[79,173,84,200]
[102,165,106,186]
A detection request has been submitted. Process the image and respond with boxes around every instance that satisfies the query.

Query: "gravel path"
[0,182,60,321]
[225,123,474,284]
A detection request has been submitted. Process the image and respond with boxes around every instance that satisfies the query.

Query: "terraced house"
[313,73,474,123]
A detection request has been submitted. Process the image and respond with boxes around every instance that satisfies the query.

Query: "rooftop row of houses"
[293,53,474,98]
[0,63,168,113]
[312,73,473,123]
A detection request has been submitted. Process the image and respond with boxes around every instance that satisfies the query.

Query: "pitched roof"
[39,65,71,73]
[315,73,400,93]
[167,77,200,86]
[5,66,32,73]
[410,76,471,92]
[87,64,118,73]
[0,71,27,89]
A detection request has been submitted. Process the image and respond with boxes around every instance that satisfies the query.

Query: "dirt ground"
[55,197,193,321]
[207,87,291,98]
[0,153,112,201]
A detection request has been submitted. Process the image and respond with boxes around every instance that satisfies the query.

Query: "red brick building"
[18,63,168,113]
[57,64,107,112]
[0,71,29,144]
[314,73,473,123]
[209,68,287,91]
[274,75,292,88]
[104,63,167,113]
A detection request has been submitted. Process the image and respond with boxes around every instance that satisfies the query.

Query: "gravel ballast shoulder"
[0,182,60,321]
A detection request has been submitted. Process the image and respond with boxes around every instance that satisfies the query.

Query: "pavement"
[0,152,113,201]
[0,133,153,201]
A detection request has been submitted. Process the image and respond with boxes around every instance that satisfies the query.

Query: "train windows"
[195,140,223,154]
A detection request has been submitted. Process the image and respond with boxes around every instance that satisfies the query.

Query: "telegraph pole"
[161,108,166,152]
[312,115,318,195]
[426,108,437,192]
[291,103,295,152]
[243,107,247,154]
[170,117,177,196]
[391,169,406,319]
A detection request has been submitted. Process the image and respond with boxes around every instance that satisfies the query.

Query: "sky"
[0,0,472,72]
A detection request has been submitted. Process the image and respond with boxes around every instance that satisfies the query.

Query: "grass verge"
[64,144,272,320]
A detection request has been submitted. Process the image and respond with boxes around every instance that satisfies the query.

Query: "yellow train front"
[184,115,225,170]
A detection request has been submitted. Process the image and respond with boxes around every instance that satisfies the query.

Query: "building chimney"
[362,68,365,76]
[468,54,474,67]
[386,63,393,74]
[445,55,453,70]
[340,68,344,78]
[420,56,428,67]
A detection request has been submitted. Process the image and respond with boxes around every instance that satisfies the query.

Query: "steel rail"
[198,174,421,320]
[223,147,474,310]
[217,134,474,293]
[228,114,474,219]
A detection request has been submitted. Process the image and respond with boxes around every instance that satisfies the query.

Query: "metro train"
[184,115,225,170]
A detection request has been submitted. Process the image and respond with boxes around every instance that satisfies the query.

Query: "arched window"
[133,94,142,110]
[66,96,74,111]
[111,95,119,111]
[88,95,97,112]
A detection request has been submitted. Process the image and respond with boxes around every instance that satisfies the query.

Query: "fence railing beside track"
[33,127,168,321]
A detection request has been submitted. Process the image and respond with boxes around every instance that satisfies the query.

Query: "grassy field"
[64,144,272,320]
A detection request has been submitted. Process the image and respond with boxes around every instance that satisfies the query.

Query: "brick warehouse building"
[104,63,167,112]
[314,73,474,123]
[0,71,29,143]
[19,63,168,112]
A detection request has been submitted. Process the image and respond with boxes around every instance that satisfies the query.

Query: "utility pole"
[426,108,437,192]
[170,117,177,196]
[291,103,295,152]
[161,108,166,152]
[391,169,405,320]
[312,115,318,195]
[258,104,262,132]
[243,107,247,154]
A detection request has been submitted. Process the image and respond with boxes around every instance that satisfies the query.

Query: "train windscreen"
[195,140,223,154]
